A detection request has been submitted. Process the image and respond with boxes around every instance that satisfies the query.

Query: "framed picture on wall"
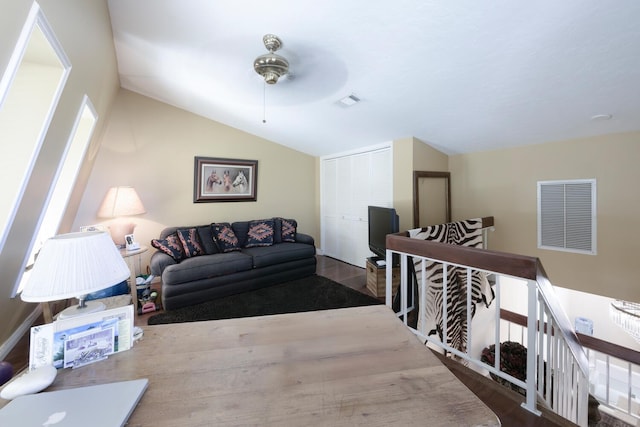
[193,156,258,202]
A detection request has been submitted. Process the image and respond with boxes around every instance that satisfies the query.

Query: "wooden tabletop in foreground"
[47,305,500,426]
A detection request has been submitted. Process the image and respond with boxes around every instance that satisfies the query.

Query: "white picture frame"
[124,233,139,251]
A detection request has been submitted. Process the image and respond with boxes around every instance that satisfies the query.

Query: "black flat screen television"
[368,205,399,260]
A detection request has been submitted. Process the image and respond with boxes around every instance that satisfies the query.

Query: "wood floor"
[4,255,573,426]
[318,256,575,427]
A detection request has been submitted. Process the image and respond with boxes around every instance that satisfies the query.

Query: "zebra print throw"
[409,218,494,353]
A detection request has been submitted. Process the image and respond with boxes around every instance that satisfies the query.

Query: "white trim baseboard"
[0,305,42,361]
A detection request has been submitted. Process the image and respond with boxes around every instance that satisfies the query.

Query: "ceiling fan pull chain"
[263,81,267,124]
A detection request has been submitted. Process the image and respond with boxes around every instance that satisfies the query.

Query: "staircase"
[385,231,591,425]
[435,350,579,427]
[502,308,640,427]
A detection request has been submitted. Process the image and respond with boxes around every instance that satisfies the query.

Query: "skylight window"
[14,96,97,296]
[0,1,71,257]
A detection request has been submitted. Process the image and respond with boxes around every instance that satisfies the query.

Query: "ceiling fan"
[253,34,289,85]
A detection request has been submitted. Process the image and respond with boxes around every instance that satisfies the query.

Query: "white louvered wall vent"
[537,179,596,255]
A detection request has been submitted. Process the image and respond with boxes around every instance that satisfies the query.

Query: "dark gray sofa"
[149,218,316,310]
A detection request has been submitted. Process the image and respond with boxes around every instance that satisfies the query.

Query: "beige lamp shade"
[21,231,130,318]
[97,186,146,218]
[97,186,146,247]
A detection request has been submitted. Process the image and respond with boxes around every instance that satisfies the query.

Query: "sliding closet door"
[321,146,392,268]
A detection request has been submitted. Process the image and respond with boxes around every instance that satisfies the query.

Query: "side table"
[52,294,132,321]
[119,245,148,316]
[365,257,400,298]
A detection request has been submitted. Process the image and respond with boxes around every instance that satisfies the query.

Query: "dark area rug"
[148,275,382,325]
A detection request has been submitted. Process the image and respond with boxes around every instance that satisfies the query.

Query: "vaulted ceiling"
[107,0,640,156]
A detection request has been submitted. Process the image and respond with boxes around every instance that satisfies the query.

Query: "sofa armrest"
[295,232,315,246]
[150,250,177,276]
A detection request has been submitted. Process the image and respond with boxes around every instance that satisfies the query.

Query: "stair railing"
[385,233,590,426]
[502,307,640,422]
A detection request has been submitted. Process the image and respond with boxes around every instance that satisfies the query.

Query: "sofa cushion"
[196,225,218,255]
[211,222,241,252]
[281,218,297,242]
[273,218,282,243]
[162,252,253,285]
[273,217,297,243]
[231,221,249,247]
[176,228,205,258]
[245,219,275,248]
[242,242,316,268]
[151,233,185,261]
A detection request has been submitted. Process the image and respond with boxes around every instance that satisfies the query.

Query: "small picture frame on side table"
[125,234,140,251]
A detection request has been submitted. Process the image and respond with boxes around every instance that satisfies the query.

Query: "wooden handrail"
[535,261,588,370]
[481,216,494,229]
[501,308,640,366]
[386,231,537,280]
[578,334,640,366]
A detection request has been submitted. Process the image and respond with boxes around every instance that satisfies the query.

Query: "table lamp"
[97,186,146,248]
[21,231,130,319]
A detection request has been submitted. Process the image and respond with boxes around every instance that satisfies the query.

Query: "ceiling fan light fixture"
[254,34,289,85]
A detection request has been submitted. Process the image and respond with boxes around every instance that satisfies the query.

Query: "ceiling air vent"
[537,179,596,255]
[337,94,360,107]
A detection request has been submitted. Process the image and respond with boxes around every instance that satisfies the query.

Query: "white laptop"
[0,378,148,427]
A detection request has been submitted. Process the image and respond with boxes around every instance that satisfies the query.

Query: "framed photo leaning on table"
[193,156,258,203]
[124,234,140,251]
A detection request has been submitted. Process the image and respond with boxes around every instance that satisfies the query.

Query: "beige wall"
[392,138,414,232]
[412,137,450,172]
[392,137,449,231]
[0,0,118,346]
[72,89,319,271]
[449,132,640,301]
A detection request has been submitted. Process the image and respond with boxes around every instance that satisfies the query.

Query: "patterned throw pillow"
[151,233,185,261]
[211,222,241,252]
[196,225,219,255]
[245,219,274,248]
[281,218,297,242]
[176,228,205,258]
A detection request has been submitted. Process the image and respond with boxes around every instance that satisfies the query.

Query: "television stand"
[366,257,400,298]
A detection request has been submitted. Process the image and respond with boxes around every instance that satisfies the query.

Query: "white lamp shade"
[21,231,130,302]
[97,186,146,218]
